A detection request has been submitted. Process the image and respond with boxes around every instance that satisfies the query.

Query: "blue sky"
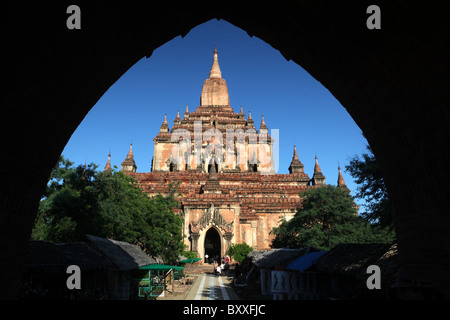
[62,19,368,209]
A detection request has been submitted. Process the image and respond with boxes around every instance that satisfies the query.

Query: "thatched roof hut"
[86,234,159,270]
[313,243,398,276]
[25,240,111,273]
[312,243,400,297]
[248,248,311,269]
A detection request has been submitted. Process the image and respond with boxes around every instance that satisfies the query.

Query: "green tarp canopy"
[179,258,202,264]
[139,264,184,271]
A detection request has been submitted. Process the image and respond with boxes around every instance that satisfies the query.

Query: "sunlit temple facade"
[106,48,348,262]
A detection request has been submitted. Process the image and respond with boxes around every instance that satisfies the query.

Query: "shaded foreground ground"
[157,263,239,300]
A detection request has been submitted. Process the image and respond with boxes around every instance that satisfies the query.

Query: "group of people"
[204,253,230,277]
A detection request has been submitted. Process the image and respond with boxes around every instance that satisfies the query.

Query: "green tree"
[345,145,393,228]
[94,170,152,243]
[32,156,185,264]
[137,185,184,265]
[183,251,198,259]
[227,243,253,264]
[271,185,395,251]
[32,157,102,242]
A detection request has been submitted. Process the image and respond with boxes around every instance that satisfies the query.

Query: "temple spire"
[239,106,245,119]
[260,114,267,128]
[314,155,321,172]
[259,114,268,134]
[311,155,326,186]
[160,114,169,133]
[209,46,222,79]
[246,110,255,128]
[174,110,181,125]
[337,163,347,188]
[293,145,299,160]
[200,46,230,106]
[183,104,190,121]
[121,143,137,172]
[104,152,112,172]
[128,144,134,158]
[288,145,304,174]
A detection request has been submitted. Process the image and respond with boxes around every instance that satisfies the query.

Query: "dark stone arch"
[2,2,450,298]
[204,227,222,264]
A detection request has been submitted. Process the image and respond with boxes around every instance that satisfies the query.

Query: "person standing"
[216,265,222,277]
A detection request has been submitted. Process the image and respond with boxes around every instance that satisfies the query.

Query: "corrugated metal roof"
[286,251,327,271]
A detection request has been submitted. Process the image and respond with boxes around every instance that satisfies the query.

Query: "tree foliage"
[271,185,395,251]
[183,251,198,259]
[227,242,253,264]
[345,145,393,227]
[32,156,184,264]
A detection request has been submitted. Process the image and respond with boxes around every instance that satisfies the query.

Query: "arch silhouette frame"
[2,2,450,298]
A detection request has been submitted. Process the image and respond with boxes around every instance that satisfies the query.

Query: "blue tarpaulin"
[286,251,327,271]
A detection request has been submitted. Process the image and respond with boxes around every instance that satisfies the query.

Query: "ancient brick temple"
[109,48,348,262]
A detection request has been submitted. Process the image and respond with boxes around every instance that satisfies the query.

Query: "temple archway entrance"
[204,227,221,264]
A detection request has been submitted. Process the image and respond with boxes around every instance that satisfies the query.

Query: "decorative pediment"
[194,204,234,233]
